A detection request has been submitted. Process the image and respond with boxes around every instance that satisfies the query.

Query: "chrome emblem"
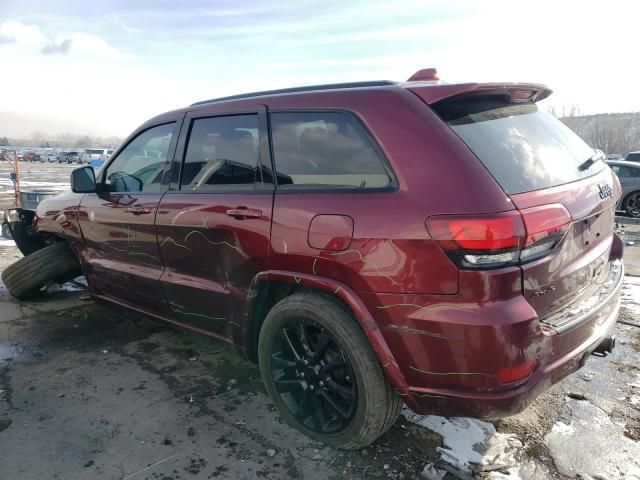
[597,184,613,200]
[531,285,556,298]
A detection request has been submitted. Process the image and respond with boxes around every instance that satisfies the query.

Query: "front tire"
[1,242,82,300]
[258,292,402,449]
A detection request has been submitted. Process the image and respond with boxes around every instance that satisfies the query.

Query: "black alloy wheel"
[269,318,357,434]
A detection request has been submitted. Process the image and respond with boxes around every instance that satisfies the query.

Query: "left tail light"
[426,204,572,269]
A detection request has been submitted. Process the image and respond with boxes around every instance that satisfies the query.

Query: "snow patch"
[0,235,16,247]
[45,276,87,293]
[545,399,640,478]
[621,276,640,316]
[550,421,574,435]
[403,408,521,475]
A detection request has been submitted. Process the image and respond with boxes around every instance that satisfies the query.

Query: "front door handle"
[126,206,152,215]
[225,207,262,220]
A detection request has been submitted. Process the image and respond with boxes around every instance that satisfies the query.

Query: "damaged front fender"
[2,208,48,255]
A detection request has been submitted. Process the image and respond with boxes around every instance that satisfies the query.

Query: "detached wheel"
[258,293,402,449]
[1,242,81,300]
[624,191,640,218]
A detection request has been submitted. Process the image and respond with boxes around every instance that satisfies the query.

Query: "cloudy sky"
[0,0,638,138]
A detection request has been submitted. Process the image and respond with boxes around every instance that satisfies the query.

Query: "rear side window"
[181,115,260,191]
[270,111,392,189]
[432,97,603,194]
[626,152,640,162]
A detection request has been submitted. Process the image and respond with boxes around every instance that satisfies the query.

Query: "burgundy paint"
[31,80,623,419]
[307,214,354,251]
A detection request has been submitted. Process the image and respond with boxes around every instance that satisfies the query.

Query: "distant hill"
[559,112,640,156]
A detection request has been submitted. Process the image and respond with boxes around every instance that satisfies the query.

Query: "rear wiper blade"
[578,154,597,172]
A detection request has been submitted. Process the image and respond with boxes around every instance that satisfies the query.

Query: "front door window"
[103,123,175,193]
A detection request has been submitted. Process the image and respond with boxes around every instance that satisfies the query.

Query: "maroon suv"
[2,69,624,449]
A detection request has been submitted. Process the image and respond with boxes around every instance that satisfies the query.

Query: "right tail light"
[427,204,572,269]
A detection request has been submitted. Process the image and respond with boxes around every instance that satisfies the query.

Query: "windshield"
[432,97,603,194]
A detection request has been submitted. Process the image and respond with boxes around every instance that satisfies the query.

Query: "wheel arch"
[243,270,413,399]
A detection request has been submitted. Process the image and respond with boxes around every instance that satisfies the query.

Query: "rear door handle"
[225,207,262,219]
[126,206,152,215]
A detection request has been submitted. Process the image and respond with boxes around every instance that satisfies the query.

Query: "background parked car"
[625,151,640,162]
[56,151,81,163]
[608,160,640,217]
[607,153,624,161]
[23,151,42,162]
[68,151,82,163]
[43,150,58,163]
[81,148,114,163]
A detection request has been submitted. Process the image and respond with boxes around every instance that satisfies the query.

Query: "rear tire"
[258,292,402,450]
[624,191,640,218]
[1,242,82,300]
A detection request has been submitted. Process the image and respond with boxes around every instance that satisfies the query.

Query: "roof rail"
[190,80,396,106]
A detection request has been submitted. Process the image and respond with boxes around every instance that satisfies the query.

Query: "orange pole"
[2,149,21,208]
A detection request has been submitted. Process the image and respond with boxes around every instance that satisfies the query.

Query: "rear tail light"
[496,361,537,384]
[427,204,571,269]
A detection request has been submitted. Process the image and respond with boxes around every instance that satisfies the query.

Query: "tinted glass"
[433,98,604,194]
[626,152,640,162]
[614,165,640,178]
[270,111,392,189]
[104,123,174,193]
[181,115,260,191]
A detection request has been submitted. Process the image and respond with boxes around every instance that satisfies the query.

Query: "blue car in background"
[89,159,105,171]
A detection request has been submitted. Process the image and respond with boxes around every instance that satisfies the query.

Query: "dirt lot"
[1,163,639,479]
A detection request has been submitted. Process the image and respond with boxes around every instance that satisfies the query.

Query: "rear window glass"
[270,111,393,189]
[432,97,604,194]
[626,152,640,162]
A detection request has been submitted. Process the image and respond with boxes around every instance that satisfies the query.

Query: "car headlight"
[4,209,21,223]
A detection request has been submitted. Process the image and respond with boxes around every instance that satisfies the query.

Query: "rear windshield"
[626,152,640,162]
[432,97,603,194]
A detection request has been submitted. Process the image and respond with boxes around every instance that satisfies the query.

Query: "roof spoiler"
[408,82,553,105]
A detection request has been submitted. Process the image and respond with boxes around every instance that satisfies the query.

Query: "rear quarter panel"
[265,88,515,295]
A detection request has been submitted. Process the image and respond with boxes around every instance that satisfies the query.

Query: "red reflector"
[497,361,536,384]
[520,204,572,246]
[427,212,525,252]
[511,90,534,101]
[407,68,439,82]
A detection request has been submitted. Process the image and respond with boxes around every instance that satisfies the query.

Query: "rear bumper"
[407,267,621,418]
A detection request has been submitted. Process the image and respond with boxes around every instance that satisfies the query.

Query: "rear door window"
[432,97,604,194]
[180,115,261,191]
[269,111,393,190]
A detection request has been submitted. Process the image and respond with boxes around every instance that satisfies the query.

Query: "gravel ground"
[0,163,639,479]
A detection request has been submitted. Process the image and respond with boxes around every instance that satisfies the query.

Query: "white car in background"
[43,150,59,163]
[81,148,114,163]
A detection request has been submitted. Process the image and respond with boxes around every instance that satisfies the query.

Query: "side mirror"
[70,166,96,193]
